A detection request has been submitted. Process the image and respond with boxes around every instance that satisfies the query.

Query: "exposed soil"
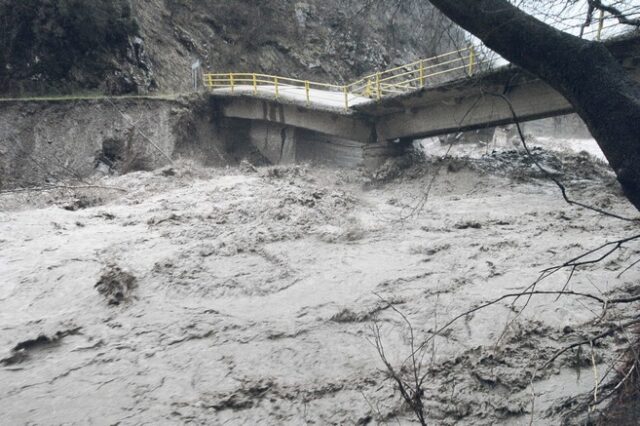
[1,147,639,425]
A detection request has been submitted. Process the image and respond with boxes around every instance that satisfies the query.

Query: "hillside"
[0,0,458,95]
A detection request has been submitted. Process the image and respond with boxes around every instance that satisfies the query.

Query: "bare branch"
[588,0,640,26]
[544,318,640,368]
[0,184,128,194]
[485,92,639,223]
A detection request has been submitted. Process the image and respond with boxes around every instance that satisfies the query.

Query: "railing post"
[597,10,605,41]
[364,80,371,97]
[274,77,279,99]
[305,81,311,105]
[375,72,382,101]
[468,46,476,76]
[343,86,349,111]
[252,73,257,95]
[419,60,425,87]
[229,73,235,93]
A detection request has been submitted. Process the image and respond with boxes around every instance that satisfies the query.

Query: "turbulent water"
[1,151,639,425]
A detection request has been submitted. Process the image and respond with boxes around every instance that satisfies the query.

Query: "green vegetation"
[0,0,138,94]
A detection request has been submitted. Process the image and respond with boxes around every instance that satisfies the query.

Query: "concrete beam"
[373,67,640,140]
[359,34,640,141]
[214,96,374,143]
[374,74,575,140]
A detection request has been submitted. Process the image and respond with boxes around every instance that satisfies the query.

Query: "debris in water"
[95,264,137,305]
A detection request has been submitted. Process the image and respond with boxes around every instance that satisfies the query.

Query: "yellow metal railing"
[203,46,481,110]
[346,46,478,101]
[203,72,347,104]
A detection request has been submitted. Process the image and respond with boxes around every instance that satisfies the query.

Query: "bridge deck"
[210,85,372,112]
[206,34,640,143]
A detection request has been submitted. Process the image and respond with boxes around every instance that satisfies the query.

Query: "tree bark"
[427,0,640,212]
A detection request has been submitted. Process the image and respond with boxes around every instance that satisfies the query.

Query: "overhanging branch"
[588,0,640,26]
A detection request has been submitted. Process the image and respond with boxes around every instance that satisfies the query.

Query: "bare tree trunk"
[427,0,640,212]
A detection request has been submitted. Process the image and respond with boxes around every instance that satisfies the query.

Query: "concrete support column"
[249,121,297,164]
[247,120,410,169]
[358,121,409,169]
[362,140,410,170]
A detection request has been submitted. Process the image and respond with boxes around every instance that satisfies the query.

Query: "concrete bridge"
[205,34,640,167]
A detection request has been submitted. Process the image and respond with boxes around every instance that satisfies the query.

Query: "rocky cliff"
[0,0,154,95]
[0,0,459,95]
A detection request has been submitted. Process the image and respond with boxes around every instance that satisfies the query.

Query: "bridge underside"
[209,116,404,169]
[207,36,640,167]
[362,65,639,141]
[366,70,576,140]
[212,96,374,143]
[368,36,640,141]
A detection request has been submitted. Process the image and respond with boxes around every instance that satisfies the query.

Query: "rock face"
[0,99,184,188]
[144,0,459,92]
[0,0,154,95]
[0,0,459,95]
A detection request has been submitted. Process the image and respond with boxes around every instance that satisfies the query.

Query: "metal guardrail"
[203,46,480,110]
[202,9,635,110]
[347,47,477,101]
[203,72,347,105]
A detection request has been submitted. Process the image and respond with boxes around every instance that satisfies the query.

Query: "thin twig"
[528,375,536,426]
[412,290,607,358]
[612,363,636,393]
[617,257,640,279]
[106,98,174,164]
[370,300,427,425]
[588,0,640,26]
[544,318,640,368]
[590,340,600,407]
[0,184,127,194]
[486,92,639,223]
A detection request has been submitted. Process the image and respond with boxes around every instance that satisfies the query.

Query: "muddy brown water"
[1,158,638,425]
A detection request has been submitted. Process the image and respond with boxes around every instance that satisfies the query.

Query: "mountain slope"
[139,0,459,91]
[1,0,460,95]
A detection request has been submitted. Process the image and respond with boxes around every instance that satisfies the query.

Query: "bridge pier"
[247,121,408,169]
[205,91,411,169]
[247,120,410,169]
[249,121,297,164]
[362,140,410,170]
